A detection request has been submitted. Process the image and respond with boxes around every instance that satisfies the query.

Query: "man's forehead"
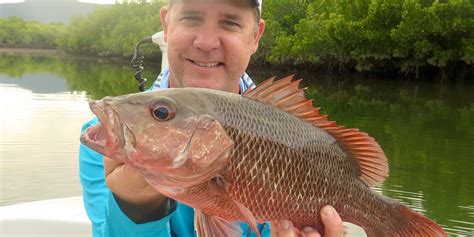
[171,0,261,12]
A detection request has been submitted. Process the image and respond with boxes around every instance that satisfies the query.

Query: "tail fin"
[397,205,446,237]
[367,204,447,237]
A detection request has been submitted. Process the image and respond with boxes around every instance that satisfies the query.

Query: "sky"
[0,0,117,4]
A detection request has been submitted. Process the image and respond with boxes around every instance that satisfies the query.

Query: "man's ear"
[160,6,169,43]
[252,19,265,53]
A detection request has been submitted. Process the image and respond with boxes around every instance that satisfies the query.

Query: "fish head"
[80,89,234,188]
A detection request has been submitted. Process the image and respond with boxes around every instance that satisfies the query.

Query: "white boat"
[0,196,90,237]
[0,195,367,237]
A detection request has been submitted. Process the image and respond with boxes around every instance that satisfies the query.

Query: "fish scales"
[80,76,447,237]
[213,93,408,234]
[154,89,438,235]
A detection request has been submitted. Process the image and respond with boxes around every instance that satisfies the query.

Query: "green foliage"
[0,2,164,58]
[0,17,65,48]
[1,0,472,77]
[262,0,473,75]
[391,0,474,72]
[58,2,164,57]
[254,0,309,63]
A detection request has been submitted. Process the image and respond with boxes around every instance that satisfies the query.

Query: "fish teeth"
[194,61,220,67]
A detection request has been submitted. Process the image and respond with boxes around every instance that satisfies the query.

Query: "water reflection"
[0,54,473,235]
[0,82,91,205]
[296,77,474,236]
[0,73,68,94]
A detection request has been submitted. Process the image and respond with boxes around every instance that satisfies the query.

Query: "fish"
[80,75,446,237]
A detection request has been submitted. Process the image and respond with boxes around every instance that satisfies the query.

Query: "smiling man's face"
[160,0,265,93]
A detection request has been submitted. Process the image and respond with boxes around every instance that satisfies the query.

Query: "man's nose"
[193,25,221,51]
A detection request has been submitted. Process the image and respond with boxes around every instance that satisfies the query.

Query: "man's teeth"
[193,61,220,67]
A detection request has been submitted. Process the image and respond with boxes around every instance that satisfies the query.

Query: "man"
[79,0,345,236]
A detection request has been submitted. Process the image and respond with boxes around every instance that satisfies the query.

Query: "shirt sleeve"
[79,117,175,237]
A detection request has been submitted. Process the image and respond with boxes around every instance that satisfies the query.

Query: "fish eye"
[150,99,176,121]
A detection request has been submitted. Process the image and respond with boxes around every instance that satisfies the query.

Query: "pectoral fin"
[209,176,261,237]
[194,209,242,237]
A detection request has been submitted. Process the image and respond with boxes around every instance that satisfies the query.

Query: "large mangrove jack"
[81,76,446,237]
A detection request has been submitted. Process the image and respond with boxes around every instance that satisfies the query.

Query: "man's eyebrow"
[221,13,243,22]
[179,10,201,15]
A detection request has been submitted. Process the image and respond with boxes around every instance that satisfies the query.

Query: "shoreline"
[1,47,471,82]
[0,47,139,65]
[0,47,64,55]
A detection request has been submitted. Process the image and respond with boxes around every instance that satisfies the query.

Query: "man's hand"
[270,206,344,237]
[104,156,169,223]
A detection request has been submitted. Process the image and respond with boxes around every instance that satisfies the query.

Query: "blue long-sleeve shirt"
[79,69,270,236]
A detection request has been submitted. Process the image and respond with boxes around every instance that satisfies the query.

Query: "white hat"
[254,0,262,13]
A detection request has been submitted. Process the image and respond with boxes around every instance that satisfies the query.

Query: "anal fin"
[234,201,261,237]
[194,209,242,237]
[207,177,261,237]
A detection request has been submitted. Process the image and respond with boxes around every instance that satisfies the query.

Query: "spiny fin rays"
[243,75,389,187]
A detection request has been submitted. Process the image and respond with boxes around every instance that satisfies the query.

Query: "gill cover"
[144,96,235,188]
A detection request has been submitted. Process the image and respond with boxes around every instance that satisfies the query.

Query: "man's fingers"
[302,226,321,237]
[320,206,344,237]
[271,209,343,237]
[106,164,148,190]
[270,220,296,237]
[103,156,122,176]
[104,156,147,192]
[270,221,279,237]
[104,156,146,186]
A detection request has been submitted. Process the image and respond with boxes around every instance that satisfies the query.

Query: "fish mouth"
[80,101,135,158]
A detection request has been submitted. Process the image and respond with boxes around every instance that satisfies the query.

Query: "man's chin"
[183,78,226,90]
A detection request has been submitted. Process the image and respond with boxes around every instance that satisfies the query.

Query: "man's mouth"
[189,59,223,68]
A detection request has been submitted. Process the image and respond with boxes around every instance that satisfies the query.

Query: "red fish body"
[81,76,446,237]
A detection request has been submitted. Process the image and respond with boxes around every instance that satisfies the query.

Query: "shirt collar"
[151,68,255,93]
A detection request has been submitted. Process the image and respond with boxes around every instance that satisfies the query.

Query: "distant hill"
[0,0,112,24]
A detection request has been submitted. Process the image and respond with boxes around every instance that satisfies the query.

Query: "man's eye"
[182,16,200,22]
[222,20,240,28]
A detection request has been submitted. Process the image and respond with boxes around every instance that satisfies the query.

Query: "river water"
[0,54,473,236]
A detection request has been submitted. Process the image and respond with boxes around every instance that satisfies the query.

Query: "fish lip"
[80,123,107,155]
[80,100,133,157]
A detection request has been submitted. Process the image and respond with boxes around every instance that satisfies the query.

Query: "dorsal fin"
[243,76,388,186]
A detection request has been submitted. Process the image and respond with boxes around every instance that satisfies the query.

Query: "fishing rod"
[130,32,168,92]
[130,36,152,92]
